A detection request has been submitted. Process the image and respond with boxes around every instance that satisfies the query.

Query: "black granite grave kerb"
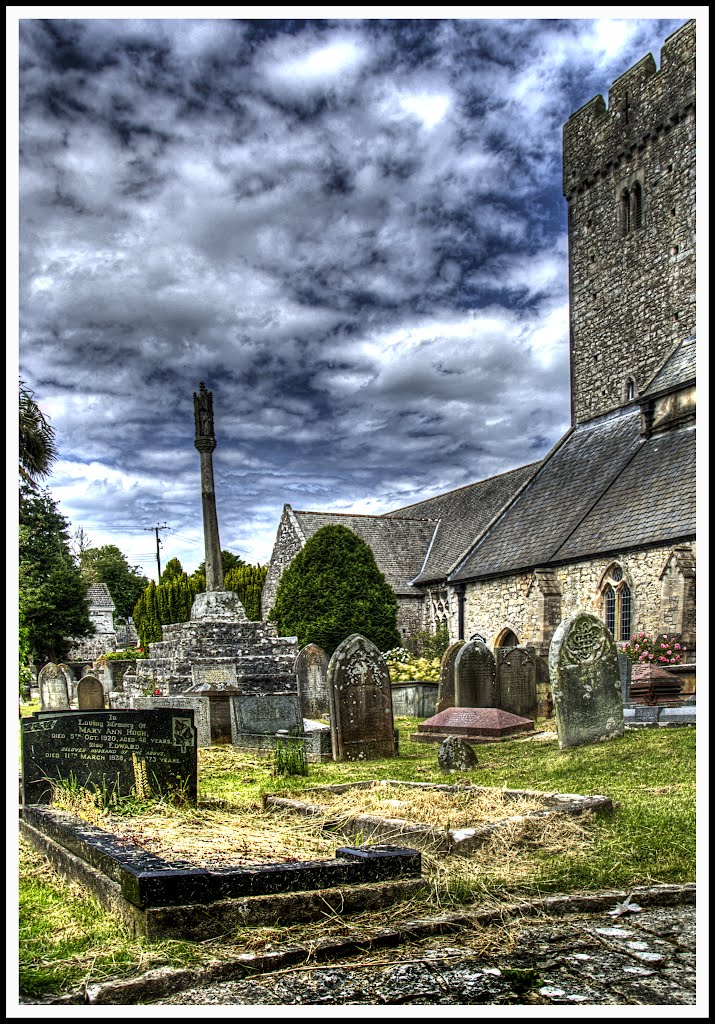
[20,805,421,909]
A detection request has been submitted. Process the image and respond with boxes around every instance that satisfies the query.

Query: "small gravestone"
[454,639,497,707]
[327,634,396,761]
[549,611,624,750]
[38,663,70,711]
[131,695,212,748]
[496,647,538,719]
[82,664,94,677]
[76,675,105,710]
[57,663,76,701]
[437,736,479,772]
[295,644,330,720]
[435,641,466,713]
[231,693,303,739]
[21,709,198,805]
[618,652,633,702]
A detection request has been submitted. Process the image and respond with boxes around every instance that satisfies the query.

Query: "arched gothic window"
[495,627,519,648]
[600,563,632,641]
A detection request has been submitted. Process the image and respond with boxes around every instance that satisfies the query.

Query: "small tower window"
[619,189,631,236]
[631,181,643,229]
[624,376,636,402]
[619,181,644,235]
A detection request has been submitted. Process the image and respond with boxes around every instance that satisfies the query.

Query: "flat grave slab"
[411,706,537,744]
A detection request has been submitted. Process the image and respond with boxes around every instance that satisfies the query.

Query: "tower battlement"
[563,21,695,199]
[563,19,696,425]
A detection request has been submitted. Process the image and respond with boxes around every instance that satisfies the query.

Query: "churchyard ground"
[17,710,696,1002]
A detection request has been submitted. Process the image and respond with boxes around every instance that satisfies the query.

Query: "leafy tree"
[190,549,245,590]
[268,525,401,655]
[19,484,94,663]
[224,564,268,621]
[79,544,150,621]
[19,379,58,491]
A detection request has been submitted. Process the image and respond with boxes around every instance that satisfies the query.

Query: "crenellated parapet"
[563,19,696,425]
[563,20,695,199]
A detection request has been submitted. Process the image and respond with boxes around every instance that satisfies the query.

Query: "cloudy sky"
[13,8,696,580]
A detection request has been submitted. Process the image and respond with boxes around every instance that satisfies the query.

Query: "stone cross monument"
[194,382,224,592]
[191,383,246,621]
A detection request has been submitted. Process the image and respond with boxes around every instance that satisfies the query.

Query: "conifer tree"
[269,526,400,654]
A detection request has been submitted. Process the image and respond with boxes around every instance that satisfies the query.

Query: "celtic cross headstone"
[549,611,624,749]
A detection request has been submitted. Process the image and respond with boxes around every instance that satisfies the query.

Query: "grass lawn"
[17,717,696,1002]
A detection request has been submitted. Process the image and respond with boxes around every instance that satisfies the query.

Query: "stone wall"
[461,541,696,658]
[261,505,304,617]
[564,20,695,424]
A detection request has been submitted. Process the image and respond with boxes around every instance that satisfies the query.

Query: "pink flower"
[649,653,654,660]
[658,656,667,662]
[674,644,681,650]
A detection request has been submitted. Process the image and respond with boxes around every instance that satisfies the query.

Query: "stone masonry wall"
[564,20,695,424]
[261,505,304,617]
[461,542,695,657]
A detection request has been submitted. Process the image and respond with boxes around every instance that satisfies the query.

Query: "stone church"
[263,20,696,663]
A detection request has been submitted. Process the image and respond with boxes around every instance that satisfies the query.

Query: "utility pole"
[144,523,170,581]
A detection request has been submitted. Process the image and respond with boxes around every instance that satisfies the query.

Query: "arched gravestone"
[57,663,77,702]
[38,663,70,711]
[76,675,106,710]
[295,644,330,720]
[435,641,466,714]
[327,634,396,761]
[496,647,538,720]
[549,611,624,750]
[454,640,497,707]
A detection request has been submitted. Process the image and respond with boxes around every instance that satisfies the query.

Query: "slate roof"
[641,335,696,397]
[291,511,438,595]
[450,410,696,582]
[383,463,540,583]
[86,583,115,608]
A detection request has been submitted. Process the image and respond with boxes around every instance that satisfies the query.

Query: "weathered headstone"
[38,663,70,712]
[57,663,76,701]
[230,693,303,739]
[437,736,479,772]
[327,634,396,761]
[76,675,106,710]
[618,652,633,702]
[435,641,466,713]
[131,695,212,748]
[496,647,538,719]
[295,644,330,720]
[454,640,497,707]
[21,709,198,805]
[549,611,624,749]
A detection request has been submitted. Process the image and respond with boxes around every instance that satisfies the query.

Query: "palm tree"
[19,379,58,489]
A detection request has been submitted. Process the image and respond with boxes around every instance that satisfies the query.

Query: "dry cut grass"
[301,781,549,829]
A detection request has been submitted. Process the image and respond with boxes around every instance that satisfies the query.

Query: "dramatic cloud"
[15,13,687,578]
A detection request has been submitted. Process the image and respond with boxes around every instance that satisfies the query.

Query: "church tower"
[563,20,695,425]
